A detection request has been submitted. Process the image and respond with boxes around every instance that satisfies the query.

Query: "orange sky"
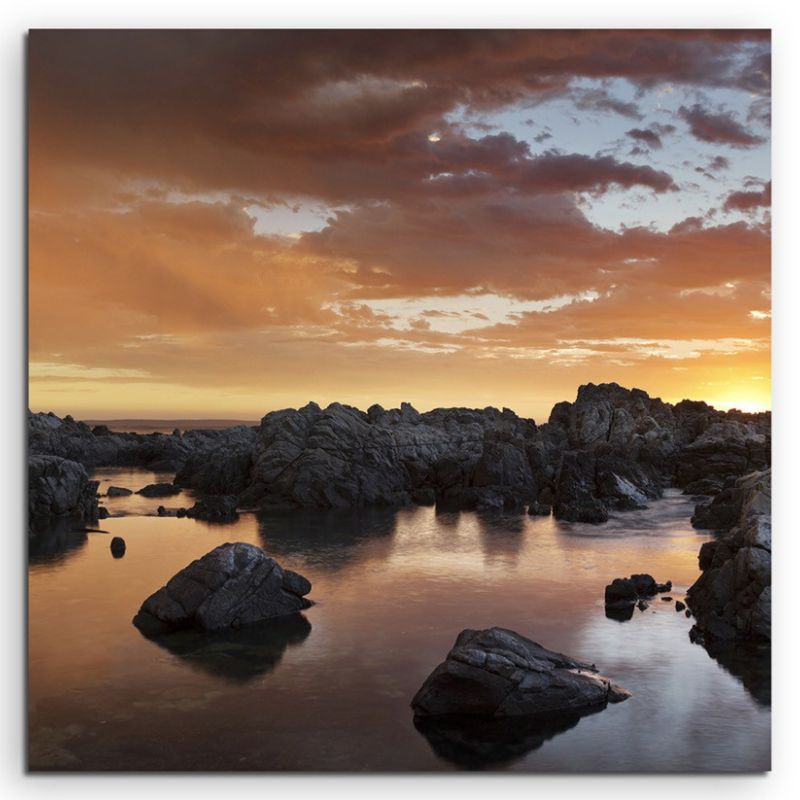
[27,30,771,423]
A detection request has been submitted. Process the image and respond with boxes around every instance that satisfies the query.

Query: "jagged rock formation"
[411,627,630,719]
[28,455,99,530]
[132,542,312,635]
[687,469,771,642]
[28,382,770,522]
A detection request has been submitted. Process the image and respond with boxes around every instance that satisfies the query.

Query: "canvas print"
[27,30,771,772]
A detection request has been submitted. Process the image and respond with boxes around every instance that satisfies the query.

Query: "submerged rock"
[106,486,133,497]
[137,482,181,497]
[185,495,239,522]
[132,542,312,636]
[411,627,630,719]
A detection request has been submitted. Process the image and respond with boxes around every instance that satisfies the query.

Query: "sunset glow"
[27,30,771,421]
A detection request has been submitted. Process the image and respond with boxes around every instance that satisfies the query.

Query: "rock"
[28,455,99,529]
[132,542,312,635]
[675,600,686,611]
[411,627,630,720]
[110,536,126,557]
[106,486,133,497]
[661,596,673,602]
[604,573,671,611]
[687,469,771,642]
[527,501,551,516]
[604,578,638,608]
[185,495,239,522]
[137,482,181,497]
[685,609,692,617]
[637,599,649,611]
[411,488,436,506]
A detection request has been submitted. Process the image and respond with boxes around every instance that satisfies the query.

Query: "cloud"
[678,104,766,147]
[723,180,772,212]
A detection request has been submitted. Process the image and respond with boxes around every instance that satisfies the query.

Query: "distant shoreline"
[82,419,260,434]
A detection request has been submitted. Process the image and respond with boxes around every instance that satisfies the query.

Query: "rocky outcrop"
[411,627,630,720]
[687,469,771,642]
[132,542,312,635]
[28,455,99,529]
[29,382,769,521]
[185,495,239,522]
[604,574,672,609]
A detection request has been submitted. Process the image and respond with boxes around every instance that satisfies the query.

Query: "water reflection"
[256,507,398,570]
[28,520,89,565]
[138,614,312,684]
[414,707,602,769]
[476,510,526,566]
[692,638,771,707]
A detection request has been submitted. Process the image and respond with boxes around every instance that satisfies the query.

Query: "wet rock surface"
[687,469,771,642]
[132,542,312,635]
[411,627,630,720]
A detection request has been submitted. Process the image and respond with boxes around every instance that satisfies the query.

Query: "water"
[27,470,770,771]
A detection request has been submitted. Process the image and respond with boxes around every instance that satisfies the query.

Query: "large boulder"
[132,542,312,635]
[411,627,630,719]
[28,455,99,529]
[687,470,771,642]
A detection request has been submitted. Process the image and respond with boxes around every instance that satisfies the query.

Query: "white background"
[1,1,797,797]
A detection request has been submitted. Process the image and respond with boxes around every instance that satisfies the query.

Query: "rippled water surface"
[28,470,770,771]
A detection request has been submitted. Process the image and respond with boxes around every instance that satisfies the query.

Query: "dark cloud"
[723,180,771,212]
[678,104,766,147]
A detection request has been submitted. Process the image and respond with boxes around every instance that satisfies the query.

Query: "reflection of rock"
[411,627,630,718]
[414,706,599,769]
[257,507,397,571]
[132,542,312,635]
[28,519,88,564]
[144,614,312,683]
[690,634,771,707]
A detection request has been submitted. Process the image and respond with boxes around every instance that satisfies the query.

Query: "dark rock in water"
[685,609,692,618]
[97,506,109,519]
[28,455,99,529]
[604,578,638,608]
[637,599,649,611]
[132,542,312,635]
[661,596,673,602]
[411,488,436,506]
[675,600,686,612]
[527,501,551,516]
[137,482,181,497]
[414,706,601,769]
[605,604,635,622]
[143,614,312,684]
[687,469,771,642]
[106,486,133,497]
[604,573,671,610]
[186,495,239,522]
[110,536,126,558]
[411,627,630,720]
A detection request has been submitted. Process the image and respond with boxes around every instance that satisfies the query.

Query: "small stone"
[110,536,126,558]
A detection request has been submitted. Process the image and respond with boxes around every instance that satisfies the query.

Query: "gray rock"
[687,469,771,642]
[185,495,239,522]
[28,455,98,529]
[137,482,181,497]
[411,627,630,719]
[132,542,312,635]
[106,486,133,497]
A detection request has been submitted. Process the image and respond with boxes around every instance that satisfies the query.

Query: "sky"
[27,30,771,422]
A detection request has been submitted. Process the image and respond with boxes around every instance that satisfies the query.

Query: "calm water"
[27,469,770,772]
